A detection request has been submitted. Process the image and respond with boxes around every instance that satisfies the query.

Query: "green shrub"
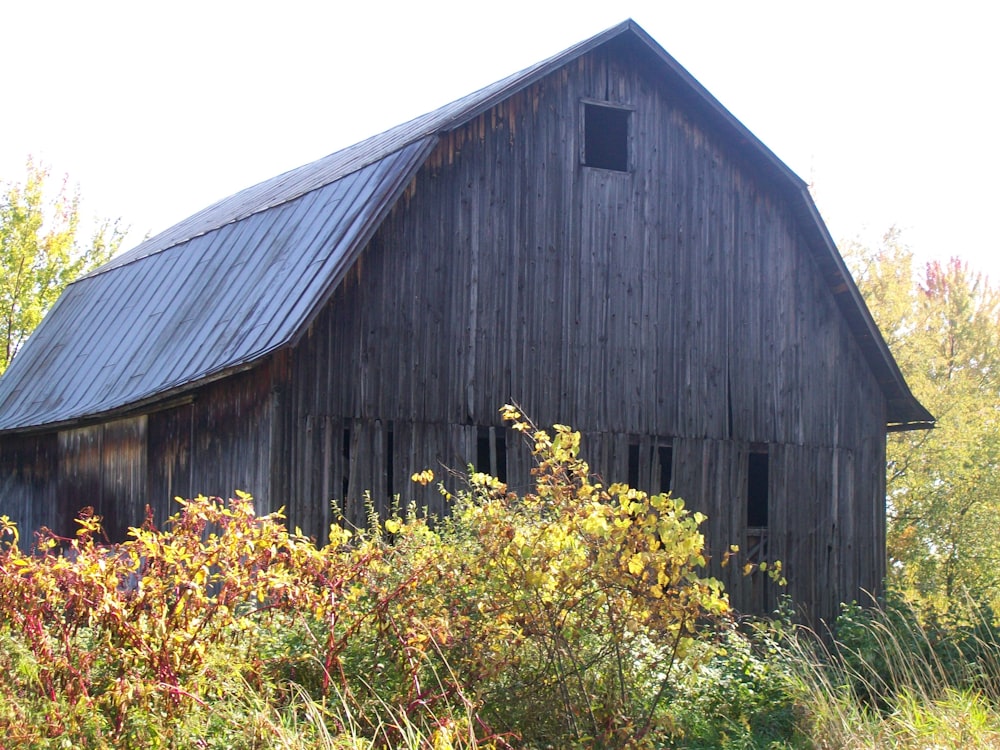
[665,625,803,749]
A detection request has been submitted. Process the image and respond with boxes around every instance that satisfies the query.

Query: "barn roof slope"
[0,138,435,430]
[0,19,932,433]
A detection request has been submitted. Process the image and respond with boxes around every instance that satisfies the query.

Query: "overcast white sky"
[3,1,997,280]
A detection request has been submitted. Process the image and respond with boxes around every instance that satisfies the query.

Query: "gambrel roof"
[0,20,933,433]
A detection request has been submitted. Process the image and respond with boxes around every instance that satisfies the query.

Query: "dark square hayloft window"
[584,103,630,172]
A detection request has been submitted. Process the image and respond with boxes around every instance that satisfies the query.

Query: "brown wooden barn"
[0,20,932,622]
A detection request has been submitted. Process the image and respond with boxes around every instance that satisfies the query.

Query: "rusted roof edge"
[887,420,936,433]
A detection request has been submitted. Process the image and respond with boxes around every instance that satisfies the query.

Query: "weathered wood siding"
[146,403,195,524]
[285,45,887,622]
[0,433,57,544]
[146,365,277,525]
[0,364,278,543]
[56,415,147,541]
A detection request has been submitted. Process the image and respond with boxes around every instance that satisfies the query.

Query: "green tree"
[0,159,125,373]
[846,231,1000,615]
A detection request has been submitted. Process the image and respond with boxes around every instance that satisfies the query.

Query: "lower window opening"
[476,426,507,483]
[627,443,641,488]
[386,427,394,499]
[658,445,673,493]
[747,448,769,528]
[342,427,351,499]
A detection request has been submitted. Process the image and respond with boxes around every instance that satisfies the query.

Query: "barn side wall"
[0,363,278,544]
[0,433,58,543]
[57,415,148,541]
[146,364,278,525]
[285,44,888,622]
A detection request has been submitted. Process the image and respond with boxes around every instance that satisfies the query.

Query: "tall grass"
[658,596,1000,749]
[783,596,1000,749]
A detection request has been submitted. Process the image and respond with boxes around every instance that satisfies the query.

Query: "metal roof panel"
[0,138,434,431]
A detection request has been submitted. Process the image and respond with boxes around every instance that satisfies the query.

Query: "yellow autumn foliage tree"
[0,159,125,373]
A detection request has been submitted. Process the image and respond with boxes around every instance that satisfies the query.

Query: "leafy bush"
[0,493,375,746]
[322,406,733,745]
[391,406,732,745]
[666,625,803,749]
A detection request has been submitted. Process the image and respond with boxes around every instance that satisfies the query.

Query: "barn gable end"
[0,20,931,623]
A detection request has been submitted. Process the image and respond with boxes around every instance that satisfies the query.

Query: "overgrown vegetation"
[3,406,1000,748]
[788,596,1000,749]
[0,408,734,748]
